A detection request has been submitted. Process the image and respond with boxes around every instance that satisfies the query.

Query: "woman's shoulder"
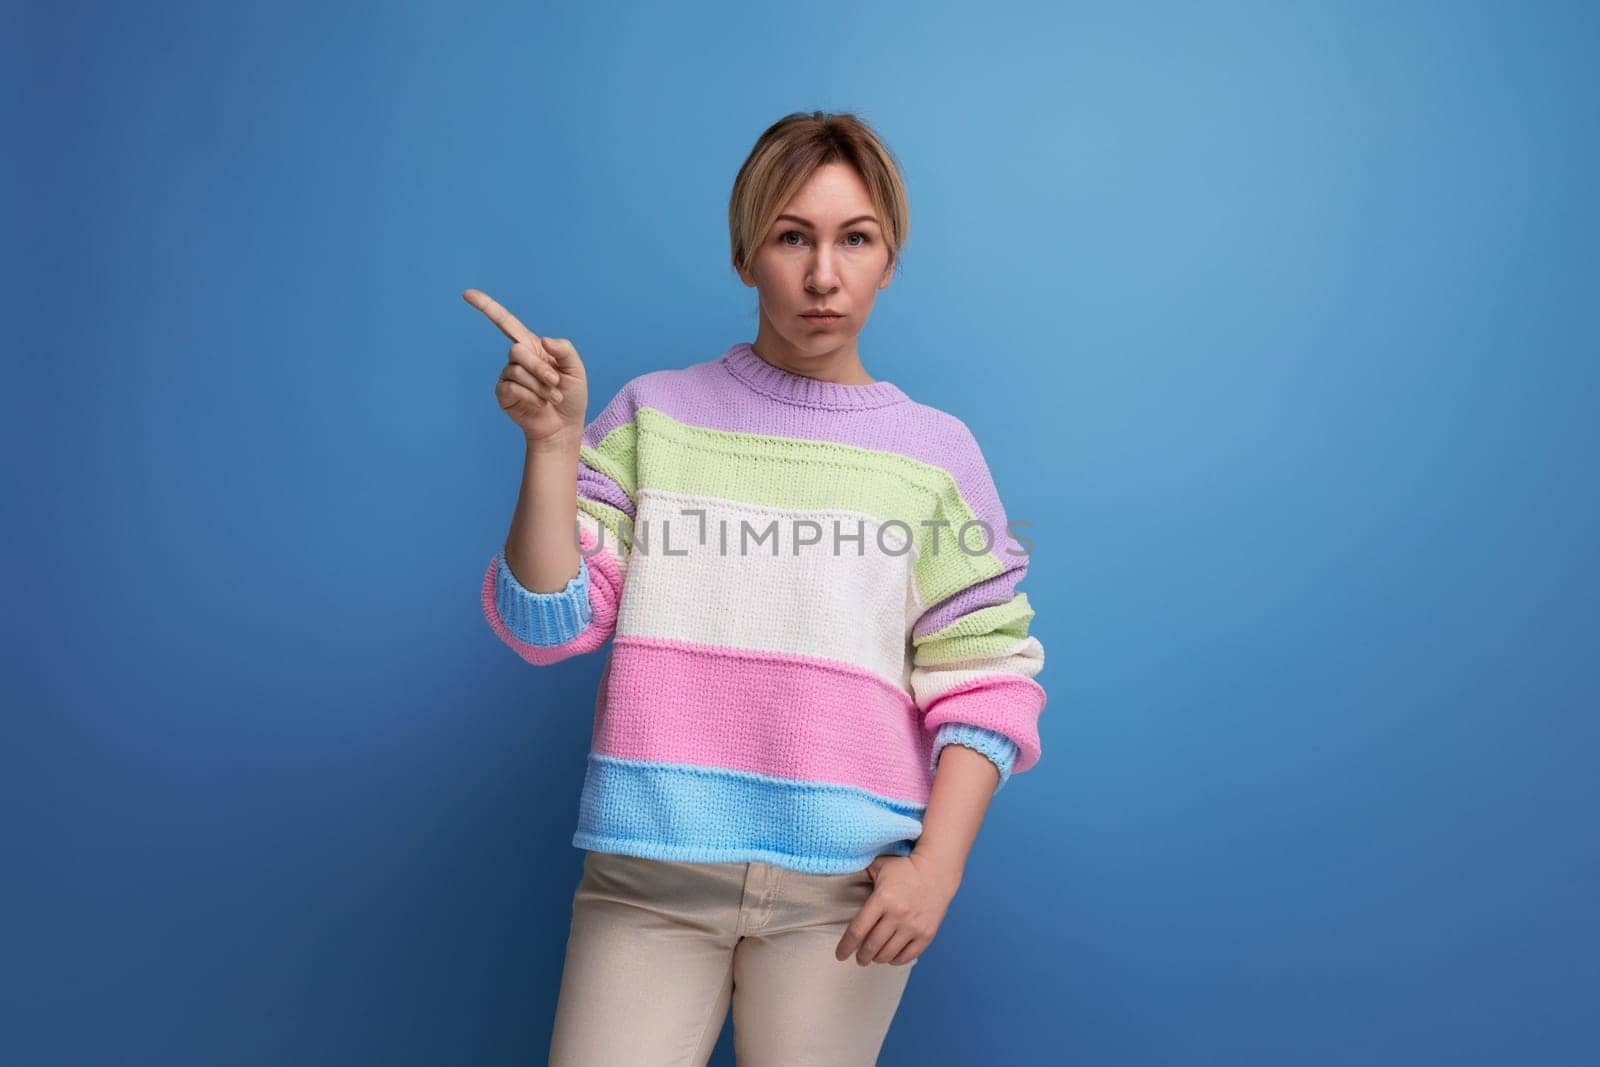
[587,348,728,421]
[892,393,989,462]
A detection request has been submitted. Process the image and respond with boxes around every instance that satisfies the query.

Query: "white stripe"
[909,638,1046,707]
[576,508,631,583]
[615,489,923,689]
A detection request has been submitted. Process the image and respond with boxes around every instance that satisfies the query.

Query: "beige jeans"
[549,849,918,1066]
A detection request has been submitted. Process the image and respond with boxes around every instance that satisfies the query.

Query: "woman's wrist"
[525,428,584,457]
[907,847,966,898]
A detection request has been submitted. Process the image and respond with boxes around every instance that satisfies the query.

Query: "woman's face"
[739,161,895,363]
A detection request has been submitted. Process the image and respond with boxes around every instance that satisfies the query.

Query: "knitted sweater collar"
[720,342,909,411]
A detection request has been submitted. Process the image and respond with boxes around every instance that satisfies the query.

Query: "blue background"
[9,1,1596,1063]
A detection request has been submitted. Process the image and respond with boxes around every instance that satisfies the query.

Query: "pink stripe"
[596,636,937,804]
[921,675,1046,773]
[480,524,624,665]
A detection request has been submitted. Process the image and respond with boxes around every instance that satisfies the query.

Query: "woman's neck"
[748,329,876,385]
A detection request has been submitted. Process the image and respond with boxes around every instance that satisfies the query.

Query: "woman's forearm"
[909,744,1001,885]
[503,437,583,593]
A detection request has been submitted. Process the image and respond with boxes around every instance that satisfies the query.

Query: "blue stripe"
[571,753,925,874]
[930,722,1019,792]
[493,550,592,646]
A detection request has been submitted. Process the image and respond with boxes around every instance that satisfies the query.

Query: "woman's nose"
[807,248,839,291]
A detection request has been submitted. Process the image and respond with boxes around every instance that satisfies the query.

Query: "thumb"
[866,857,887,882]
[539,335,583,374]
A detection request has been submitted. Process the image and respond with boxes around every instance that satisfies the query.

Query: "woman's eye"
[778,230,870,247]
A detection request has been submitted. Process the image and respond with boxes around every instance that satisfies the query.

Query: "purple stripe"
[577,466,634,516]
[579,385,640,517]
[912,568,1027,640]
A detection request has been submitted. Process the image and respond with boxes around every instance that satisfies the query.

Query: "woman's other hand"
[834,853,961,967]
[463,288,589,450]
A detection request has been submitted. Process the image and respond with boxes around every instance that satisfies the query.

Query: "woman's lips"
[800,313,842,325]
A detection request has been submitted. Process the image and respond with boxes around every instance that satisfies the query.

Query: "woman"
[467,111,1047,1065]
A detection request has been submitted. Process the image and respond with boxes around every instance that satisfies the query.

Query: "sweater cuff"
[493,550,593,646]
[930,722,1020,793]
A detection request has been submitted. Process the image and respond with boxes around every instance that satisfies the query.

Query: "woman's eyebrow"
[775,213,882,229]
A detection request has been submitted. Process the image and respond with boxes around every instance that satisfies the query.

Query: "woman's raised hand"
[463,289,589,448]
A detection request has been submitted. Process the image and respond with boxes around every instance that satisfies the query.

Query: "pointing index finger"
[462,289,537,345]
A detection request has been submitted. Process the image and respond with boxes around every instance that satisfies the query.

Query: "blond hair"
[729,110,910,280]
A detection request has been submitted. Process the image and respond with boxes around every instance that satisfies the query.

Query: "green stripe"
[912,593,1036,662]
[579,424,640,558]
[597,406,1005,607]
[582,424,638,501]
[576,496,633,557]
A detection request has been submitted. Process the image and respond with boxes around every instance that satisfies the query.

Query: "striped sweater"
[480,341,1046,874]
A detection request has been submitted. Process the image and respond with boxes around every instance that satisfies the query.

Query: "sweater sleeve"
[910,423,1046,793]
[480,383,639,665]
